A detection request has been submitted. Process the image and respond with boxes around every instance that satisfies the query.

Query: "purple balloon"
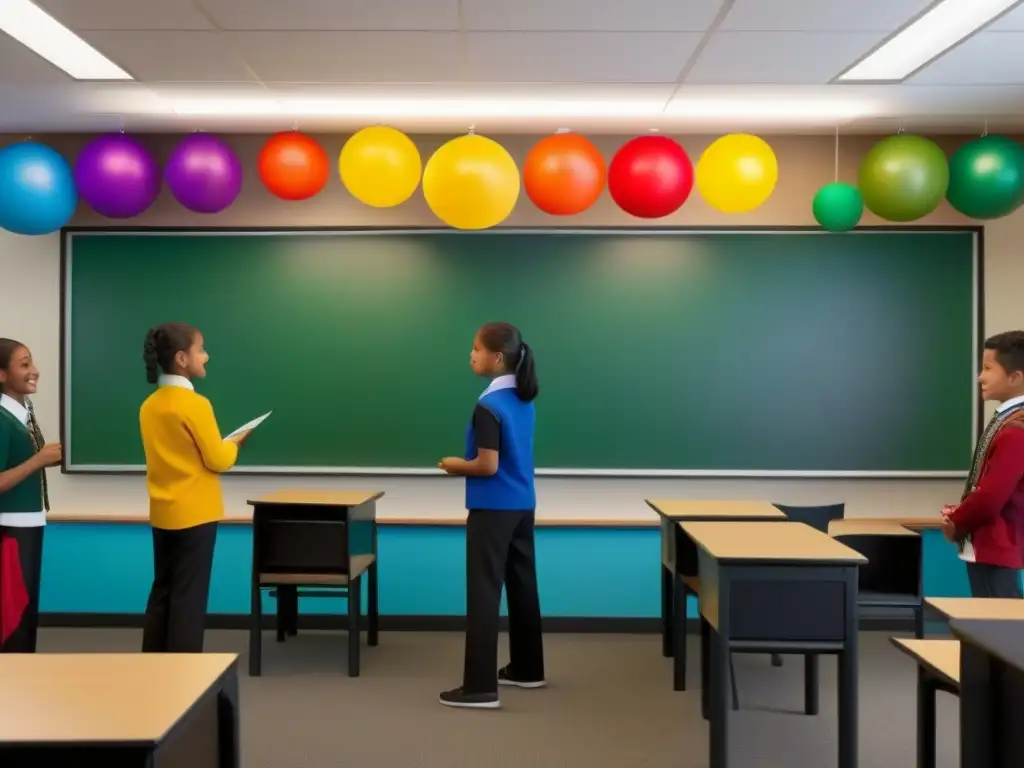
[74,134,160,219]
[164,134,242,214]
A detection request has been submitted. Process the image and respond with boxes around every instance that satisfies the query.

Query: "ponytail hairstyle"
[477,322,539,403]
[0,338,26,394]
[143,323,198,385]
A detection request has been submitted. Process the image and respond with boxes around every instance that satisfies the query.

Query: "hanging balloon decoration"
[339,126,422,208]
[696,133,778,214]
[164,134,243,214]
[422,134,520,230]
[858,133,948,222]
[523,132,605,216]
[258,131,329,201]
[74,133,160,219]
[0,141,77,235]
[811,129,862,233]
[946,134,1024,220]
[607,135,693,219]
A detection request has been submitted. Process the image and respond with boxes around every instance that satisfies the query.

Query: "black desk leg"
[959,643,994,768]
[916,670,936,768]
[661,564,673,658]
[709,627,730,768]
[248,579,262,677]
[368,560,380,647]
[217,666,241,768]
[672,573,687,691]
[347,575,362,677]
[701,615,710,719]
[914,606,925,639]
[804,653,819,715]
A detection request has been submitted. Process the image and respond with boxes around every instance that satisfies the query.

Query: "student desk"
[0,653,239,767]
[681,521,866,768]
[247,489,383,677]
[926,597,1024,622]
[891,638,960,768]
[828,519,925,637]
[646,499,787,691]
[950,618,1024,768]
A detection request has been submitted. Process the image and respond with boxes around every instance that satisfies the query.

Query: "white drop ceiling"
[0,0,1021,133]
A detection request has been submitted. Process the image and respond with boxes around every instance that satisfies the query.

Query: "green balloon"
[946,135,1024,219]
[858,134,949,222]
[812,182,863,232]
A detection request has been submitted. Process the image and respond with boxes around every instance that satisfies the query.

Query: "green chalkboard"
[61,228,978,476]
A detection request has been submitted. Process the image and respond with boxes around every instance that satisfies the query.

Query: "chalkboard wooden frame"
[59,225,985,479]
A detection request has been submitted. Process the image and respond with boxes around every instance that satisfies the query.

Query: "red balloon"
[523,133,606,215]
[258,131,329,201]
[608,135,694,218]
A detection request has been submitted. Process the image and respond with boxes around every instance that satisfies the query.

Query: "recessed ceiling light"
[836,0,1022,82]
[0,0,131,80]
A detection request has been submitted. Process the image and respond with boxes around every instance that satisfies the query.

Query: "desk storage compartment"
[728,577,848,642]
[254,505,349,575]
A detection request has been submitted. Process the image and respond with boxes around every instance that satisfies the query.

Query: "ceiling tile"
[460,0,721,31]
[77,31,258,81]
[465,32,701,82]
[983,4,1024,31]
[199,0,459,30]
[226,32,463,82]
[36,0,216,30]
[685,31,889,84]
[720,0,935,32]
[0,35,72,84]
[907,31,1024,85]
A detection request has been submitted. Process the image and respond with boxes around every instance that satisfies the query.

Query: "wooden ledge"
[45,513,659,528]
[260,555,375,586]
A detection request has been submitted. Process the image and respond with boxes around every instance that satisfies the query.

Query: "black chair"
[767,503,846,684]
[249,504,376,677]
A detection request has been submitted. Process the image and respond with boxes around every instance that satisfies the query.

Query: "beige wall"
[1,132,1019,522]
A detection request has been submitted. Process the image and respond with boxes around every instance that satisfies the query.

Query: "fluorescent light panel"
[0,0,132,80]
[837,0,1022,82]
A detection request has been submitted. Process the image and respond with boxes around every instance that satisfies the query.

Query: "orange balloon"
[258,131,329,201]
[523,133,606,215]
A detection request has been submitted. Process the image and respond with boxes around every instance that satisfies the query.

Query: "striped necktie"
[25,399,49,512]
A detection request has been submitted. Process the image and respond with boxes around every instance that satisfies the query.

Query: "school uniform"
[441,374,545,709]
[949,393,1024,598]
[139,374,238,653]
[0,394,49,653]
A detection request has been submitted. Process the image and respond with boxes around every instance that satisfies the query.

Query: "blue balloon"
[0,142,77,235]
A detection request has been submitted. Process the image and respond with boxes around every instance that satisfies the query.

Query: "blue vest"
[465,386,536,510]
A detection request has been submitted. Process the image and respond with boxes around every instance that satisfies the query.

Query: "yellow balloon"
[422,134,520,230]
[339,126,422,208]
[696,134,778,214]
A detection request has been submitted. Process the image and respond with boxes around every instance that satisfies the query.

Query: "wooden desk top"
[891,638,960,685]
[645,499,786,520]
[0,653,236,744]
[926,598,1024,621]
[950,618,1024,672]
[248,489,384,507]
[679,521,868,564]
[828,519,919,537]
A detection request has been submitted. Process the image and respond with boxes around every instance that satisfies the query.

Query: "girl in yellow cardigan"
[139,322,246,653]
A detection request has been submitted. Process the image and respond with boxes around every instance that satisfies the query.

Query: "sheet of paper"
[226,411,272,440]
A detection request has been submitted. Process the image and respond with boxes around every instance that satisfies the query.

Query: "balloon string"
[983,119,989,137]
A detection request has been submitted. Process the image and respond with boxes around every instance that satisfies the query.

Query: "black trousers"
[0,525,44,653]
[142,522,218,653]
[463,509,545,694]
[966,562,1024,599]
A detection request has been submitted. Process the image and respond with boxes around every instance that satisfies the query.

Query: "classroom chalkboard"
[61,228,979,477]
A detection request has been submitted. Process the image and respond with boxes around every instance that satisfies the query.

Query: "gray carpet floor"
[38,627,958,768]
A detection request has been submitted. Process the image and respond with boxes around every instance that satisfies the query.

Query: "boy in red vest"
[942,331,1024,598]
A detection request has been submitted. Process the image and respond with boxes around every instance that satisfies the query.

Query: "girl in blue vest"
[437,322,545,709]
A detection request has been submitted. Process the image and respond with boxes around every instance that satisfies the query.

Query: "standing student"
[437,322,545,709]
[140,322,245,653]
[0,338,61,653]
[942,330,1024,598]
